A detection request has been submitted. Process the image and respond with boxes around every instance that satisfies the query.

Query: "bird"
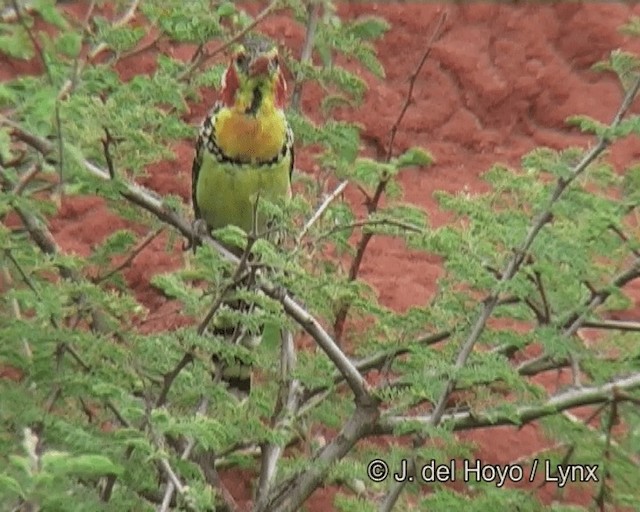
[191,35,293,400]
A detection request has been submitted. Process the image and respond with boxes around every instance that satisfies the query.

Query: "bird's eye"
[235,53,247,67]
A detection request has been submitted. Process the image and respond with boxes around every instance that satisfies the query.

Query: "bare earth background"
[4,2,640,510]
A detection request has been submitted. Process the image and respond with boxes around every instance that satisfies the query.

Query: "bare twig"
[533,269,551,323]
[159,398,209,512]
[377,372,640,434]
[255,329,301,510]
[120,34,163,61]
[13,163,41,196]
[315,216,424,243]
[156,352,194,408]
[608,223,640,258]
[333,12,447,341]
[581,319,640,332]
[385,12,447,164]
[290,1,321,112]
[95,227,164,283]
[101,127,117,179]
[296,179,348,244]
[594,400,617,509]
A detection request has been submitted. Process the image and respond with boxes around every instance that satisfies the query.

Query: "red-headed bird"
[191,36,293,399]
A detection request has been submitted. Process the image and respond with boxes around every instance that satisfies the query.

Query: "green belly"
[196,151,291,236]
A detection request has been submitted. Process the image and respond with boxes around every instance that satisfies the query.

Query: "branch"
[563,256,640,337]
[290,1,321,112]
[377,372,640,434]
[586,400,617,506]
[1,115,54,157]
[517,255,640,375]
[255,329,302,511]
[261,281,372,404]
[300,330,450,408]
[95,227,163,284]
[263,402,379,512]
[158,398,215,512]
[156,352,194,408]
[582,319,640,332]
[385,12,447,163]
[295,179,348,244]
[333,12,447,340]
[315,216,424,244]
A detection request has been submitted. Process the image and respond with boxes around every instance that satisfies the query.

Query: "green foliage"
[1,2,639,511]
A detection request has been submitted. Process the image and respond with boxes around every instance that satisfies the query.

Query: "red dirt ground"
[5,2,640,510]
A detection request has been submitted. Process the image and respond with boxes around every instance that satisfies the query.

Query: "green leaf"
[346,16,390,40]
[393,147,433,168]
[217,1,237,17]
[33,0,68,29]
[593,49,640,91]
[0,83,18,106]
[42,452,123,477]
[352,158,397,187]
[0,25,33,59]
[620,16,640,37]
[0,126,13,163]
[566,115,608,137]
[55,32,82,58]
[0,473,24,498]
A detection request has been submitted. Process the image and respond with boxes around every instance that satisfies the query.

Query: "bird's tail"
[210,296,262,401]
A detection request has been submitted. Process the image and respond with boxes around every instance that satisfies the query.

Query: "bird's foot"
[183,218,209,252]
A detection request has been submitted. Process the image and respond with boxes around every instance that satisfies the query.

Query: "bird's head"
[220,36,287,114]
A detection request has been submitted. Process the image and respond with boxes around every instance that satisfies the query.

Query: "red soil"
[4,2,640,510]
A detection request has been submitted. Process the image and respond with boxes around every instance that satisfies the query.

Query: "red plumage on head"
[219,53,287,109]
[274,71,287,109]
[220,63,239,107]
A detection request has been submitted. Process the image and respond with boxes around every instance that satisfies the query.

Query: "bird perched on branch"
[191,35,293,399]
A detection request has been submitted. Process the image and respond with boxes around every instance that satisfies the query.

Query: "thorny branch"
[333,11,447,340]
[377,373,640,434]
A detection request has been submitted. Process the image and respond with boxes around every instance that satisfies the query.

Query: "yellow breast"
[215,108,287,163]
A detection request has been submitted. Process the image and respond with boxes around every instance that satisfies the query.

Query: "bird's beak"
[248,55,272,78]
